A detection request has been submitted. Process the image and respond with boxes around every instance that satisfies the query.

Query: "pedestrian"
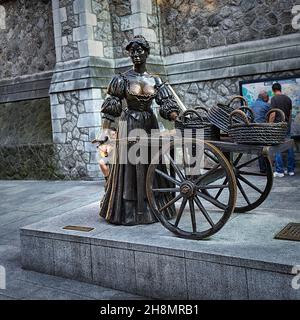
[251,90,270,123]
[250,91,270,173]
[268,82,295,177]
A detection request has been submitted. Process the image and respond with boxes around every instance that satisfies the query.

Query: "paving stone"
[0,181,145,300]
[0,211,38,227]
[25,286,95,300]
[7,267,145,300]
[0,294,17,300]
[0,279,43,299]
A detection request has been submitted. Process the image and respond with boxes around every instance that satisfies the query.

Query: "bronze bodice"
[123,71,158,111]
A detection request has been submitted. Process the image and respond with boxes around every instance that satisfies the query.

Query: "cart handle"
[238,106,255,123]
[179,109,206,125]
[229,107,254,126]
[194,106,209,116]
[265,108,286,123]
[227,95,248,107]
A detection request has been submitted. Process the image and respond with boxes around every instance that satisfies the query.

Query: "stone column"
[117,0,166,119]
[50,0,114,179]
[120,0,162,58]
[49,0,166,179]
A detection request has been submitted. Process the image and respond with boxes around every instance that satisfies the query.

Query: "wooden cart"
[144,135,294,240]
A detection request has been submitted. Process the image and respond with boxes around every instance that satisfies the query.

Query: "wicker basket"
[207,96,249,133]
[175,107,220,140]
[228,108,288,145]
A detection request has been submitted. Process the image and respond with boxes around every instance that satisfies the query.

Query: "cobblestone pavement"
[0,180,147,300]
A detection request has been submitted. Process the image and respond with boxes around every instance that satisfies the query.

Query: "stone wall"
[0,0,299,180]
[0,92,101,180]
[59,0,80,61]
[109,0,133,59]
[0,144,57,180]
[159,0,300,55]
[93,0,114,58]
[0,98,52,145]
[56,0,113,61]
[49,0,165,180]
[53,0,108,62]
[50,88,102,179]
[172,68,300,161]
[110,0,161,59]
[0,0,55,79]
[173,69,300,110]
[0,97,58,180]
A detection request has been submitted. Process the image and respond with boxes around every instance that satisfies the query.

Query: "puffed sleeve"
[101,74,126,120]
[155,77,180,121]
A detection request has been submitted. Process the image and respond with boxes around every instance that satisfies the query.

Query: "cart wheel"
[205,153,273,213]
[146,139,237,240]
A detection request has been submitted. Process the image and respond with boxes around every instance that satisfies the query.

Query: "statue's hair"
[125,35,150,53]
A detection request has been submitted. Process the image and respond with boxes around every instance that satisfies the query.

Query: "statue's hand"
[91,131,109,146]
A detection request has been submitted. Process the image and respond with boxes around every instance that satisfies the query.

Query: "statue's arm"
[100,75,125,129]
[155,77,180,121]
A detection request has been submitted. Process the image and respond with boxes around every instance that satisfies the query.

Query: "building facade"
[0,0,299,179]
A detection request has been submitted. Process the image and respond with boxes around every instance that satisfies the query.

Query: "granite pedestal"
[20,200,300,300]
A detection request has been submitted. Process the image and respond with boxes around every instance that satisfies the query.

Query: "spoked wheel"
[206,153,273,213]
[146,138,237,240]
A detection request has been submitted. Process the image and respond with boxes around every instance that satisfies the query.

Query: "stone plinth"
[20,201,300,300]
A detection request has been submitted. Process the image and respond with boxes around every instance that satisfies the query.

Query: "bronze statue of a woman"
[99,36,180,225]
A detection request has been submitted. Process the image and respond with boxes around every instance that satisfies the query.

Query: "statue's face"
[128,43,148,65]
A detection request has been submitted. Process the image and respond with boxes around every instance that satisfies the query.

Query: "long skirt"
[99,108,175,225]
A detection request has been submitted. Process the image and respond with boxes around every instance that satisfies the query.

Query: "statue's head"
[126,35,150,65]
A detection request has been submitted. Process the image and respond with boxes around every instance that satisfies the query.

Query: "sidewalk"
[0,180,146,300]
